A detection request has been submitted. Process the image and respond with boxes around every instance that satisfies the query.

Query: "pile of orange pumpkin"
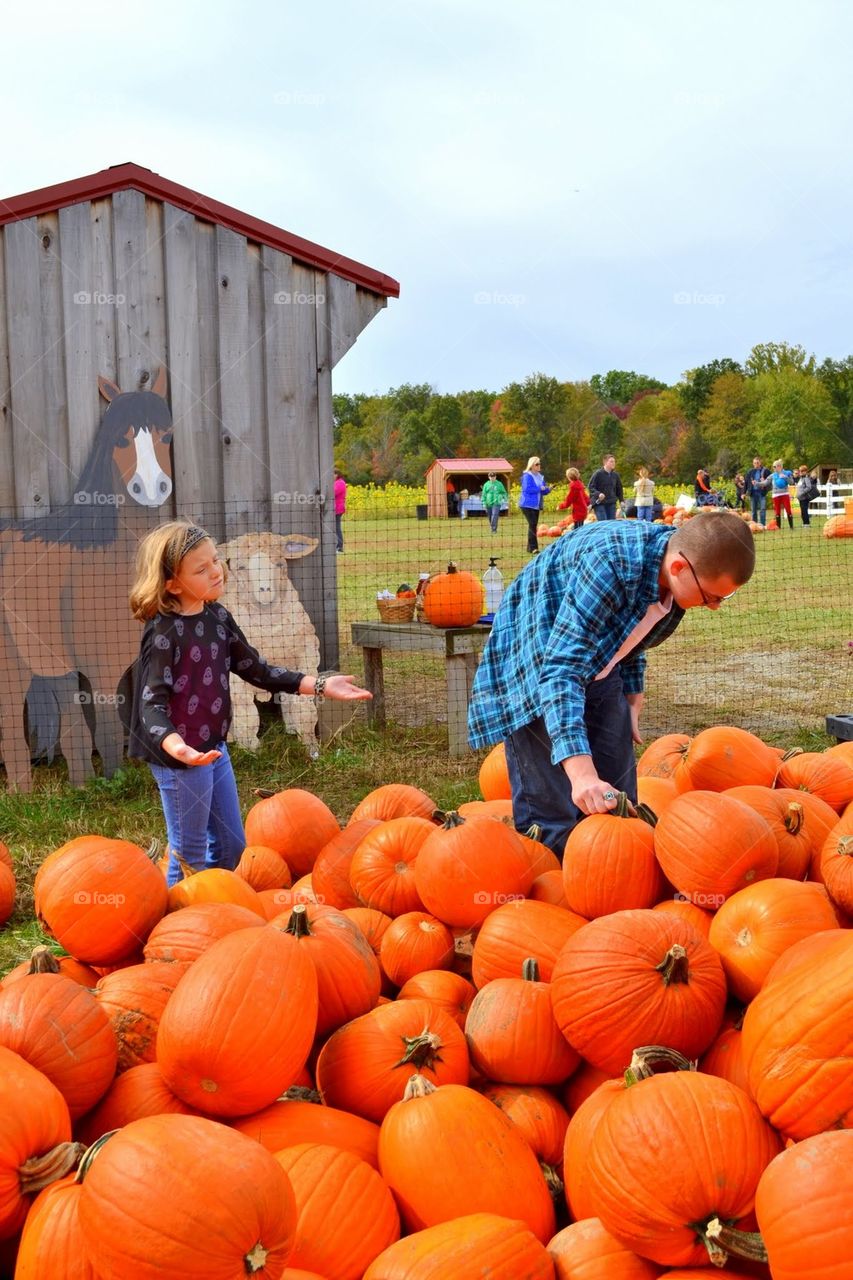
[0,727,852,1279]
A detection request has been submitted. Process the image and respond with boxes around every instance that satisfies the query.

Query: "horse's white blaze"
[129,428,172,506]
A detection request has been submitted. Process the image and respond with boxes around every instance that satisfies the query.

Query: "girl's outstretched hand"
[323,674,373,701]
[162,733,222,766]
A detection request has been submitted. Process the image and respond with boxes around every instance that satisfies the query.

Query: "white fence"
[806,483,853,518]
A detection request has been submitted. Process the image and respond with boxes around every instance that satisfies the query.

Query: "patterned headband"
[166,525,210,574]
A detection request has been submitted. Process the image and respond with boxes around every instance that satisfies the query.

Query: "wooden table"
[351,621,491,757]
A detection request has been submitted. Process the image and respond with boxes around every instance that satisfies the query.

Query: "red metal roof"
[0,162,399,299]
[427,458,513,473]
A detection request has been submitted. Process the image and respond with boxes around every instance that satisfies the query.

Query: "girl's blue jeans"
[150,743,246,886]
[637,506,653,521]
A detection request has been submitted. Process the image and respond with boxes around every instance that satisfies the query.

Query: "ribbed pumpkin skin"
[166,867,266,916]
[0,1044,73,1239]
[350,818,434,916]
[478,743,512,801]
[550,910,727,1074]
[0,973,117,1121]
[379,1082,555,1243]
[477,1084,569,1166]
[143,901,264,964]
[397,971,475,1029]
[349,784,437,825]
[312,819,382,909]
[95,961,189,1072]
[562,815,662,917]
[157,926,318,1116]
[818,801,853,913]
[274,1143,400,1280]
[13,1175,97,1280]
[700,1024,750,1094]
[651,898,713,937]
[636,774,679,816]
[724,785,812,879]
[75,1062,197,1146]
[707,878,839,1001]
[235,844,292,891]
[315,999,469,1124]
[230,1097,380,1168]
[269,904,382,1038]
[471,899,587,988]
[562,1080,623,1220]
[682,725,780,791]
[777,751,853,812]
[741,929,853,1138]
[637,732,691,787]
[546,1217,660,1280]
[0,864,14,927]
[754,1130,853,1280]
[585,1072,782,1267]
[76,1115,296,1280]
[343,906,393,956]
[243,788,340,877]
[34,837,168,964]
[414,817,532,928]
[528,869,569,907]
[362,1212,554,1280]
[379,912,455,986]
[465,969,579,1085]
[653,791,778,905]
[422,566,483,627]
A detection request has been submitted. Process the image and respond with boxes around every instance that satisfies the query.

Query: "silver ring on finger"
[603,790,616,801]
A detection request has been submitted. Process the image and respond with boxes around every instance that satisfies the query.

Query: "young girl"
[128,520,371,886]
[633,466,655,521]
[558,467,589,530]
[770,459,794,529]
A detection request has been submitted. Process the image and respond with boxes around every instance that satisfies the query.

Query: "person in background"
[795,465,818,527]
[459,488,470,519]
[633,466,655,521]
[588,454,623,520]
[519,456,551,554]
[734,473,746,509]
[446,478,458,517]
[482,471,508,534]
[745,456,771,526]
[825,469,841,515]
[694,466,713,503]
[558,467,589,530]
[333,468,347,553]
[770,459,794,529]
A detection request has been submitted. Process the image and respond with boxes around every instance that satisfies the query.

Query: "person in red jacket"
[558,468,589,530]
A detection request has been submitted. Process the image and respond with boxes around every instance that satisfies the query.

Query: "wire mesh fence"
[0,487,849,791]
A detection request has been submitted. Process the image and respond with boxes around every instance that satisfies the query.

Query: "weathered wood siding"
[0,195,387,666]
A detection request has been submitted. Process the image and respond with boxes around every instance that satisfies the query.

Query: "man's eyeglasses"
[680,552,737,607]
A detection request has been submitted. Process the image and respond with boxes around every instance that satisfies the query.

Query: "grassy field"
[1,507,848,974]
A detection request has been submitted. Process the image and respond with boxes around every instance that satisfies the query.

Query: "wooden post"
[446,652,479,758]
[362,647,386,728]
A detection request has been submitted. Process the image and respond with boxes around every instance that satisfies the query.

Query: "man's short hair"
[670,511,756,585]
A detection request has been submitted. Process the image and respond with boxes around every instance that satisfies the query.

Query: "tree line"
[333,342,853,486]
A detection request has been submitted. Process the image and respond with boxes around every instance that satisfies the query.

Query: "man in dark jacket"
[588,454,624,520]
[744,456,771,526]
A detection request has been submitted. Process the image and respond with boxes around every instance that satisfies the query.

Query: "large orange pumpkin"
[478,743,511,801]
[0,1044,77,1239]
[157,925,318,1116]
[562,812,662,918]
[471,898,587,987]
[414,813,532,928]
[13,1173,97,1279]
[349,784,437,825]
[653,791,778,905]
[234,844,292,891]
[724,784,836,880]
[75,1062,198,1147]
[166,867,266,916]
[754,1130,853,1278]
[76,1115,296,1279]
[816,800,853,914]
[95,960,188,1073]
[379,912,455,987]
[651,897,713,938]
[397,970,475,1029]
[34,837,168,965]
[681,726,780,791]
[546,1217,660,1280]
[143,900,264,965]
[636,732,692,788]
[465,958,579,1085]
[244,787,340,877]
[362,1212,554,1279]
[230,1095,380,1169]
[777,751,853,812]
[422,562,484,627]
[0,945,99,990]
[271,903,381,1038]
[476,1083,570,1168]
[349,817,433,916]
[378,1076,555,1243]
[311,818,382,909]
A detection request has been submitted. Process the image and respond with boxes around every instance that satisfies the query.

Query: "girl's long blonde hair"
[129,520,225,620]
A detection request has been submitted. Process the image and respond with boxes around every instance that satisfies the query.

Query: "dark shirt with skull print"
[127,603,304,767]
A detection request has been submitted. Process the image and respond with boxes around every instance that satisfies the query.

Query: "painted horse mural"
[0,368,174,790]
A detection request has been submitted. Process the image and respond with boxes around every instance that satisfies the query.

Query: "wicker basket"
[377,597,417,624]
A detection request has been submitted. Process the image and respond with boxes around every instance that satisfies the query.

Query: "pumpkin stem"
[837,834,853,858]
[521,957,541,982]
[395,1028,445,1071]
[524,823,544,842]
[19,1142,85,1195]
[446,562,459,574]
[144,837,161,865]
[402,1073,436,1101]
[27,945,61,975]
[440,811,467,831]
[540,1162,564,1200]
[252,787,277,799]
[431,808,447,824]
[655,943,690,986]
[244,1241,270,1273]
[74,1131,120,1183]
[284,904,312,938]
[278,1085,323,1104]
[634,801,659,828]
[781,747,803,762]
[624,1044,696,1086]
[175,852,196,880]
[702,1217,768,1264]
[782,802,804,836]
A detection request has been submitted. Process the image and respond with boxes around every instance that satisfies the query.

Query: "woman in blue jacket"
[519,456,552,553]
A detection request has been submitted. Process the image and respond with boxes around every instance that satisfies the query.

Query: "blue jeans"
[486,505,500,533]
[150,744,246,886]
[594,502,617,520]
[750,492,766,524]
[335,514,344,551]
[503,669,637,858]
[637,506,653,521]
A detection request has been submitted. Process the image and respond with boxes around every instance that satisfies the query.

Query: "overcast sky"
[2,0,852,396]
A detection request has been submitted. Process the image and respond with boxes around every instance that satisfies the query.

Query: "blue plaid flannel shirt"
[468,521,683,763]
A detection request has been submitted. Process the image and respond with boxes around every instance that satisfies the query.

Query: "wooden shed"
[425,457,513,518]
[0,161,398,789]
